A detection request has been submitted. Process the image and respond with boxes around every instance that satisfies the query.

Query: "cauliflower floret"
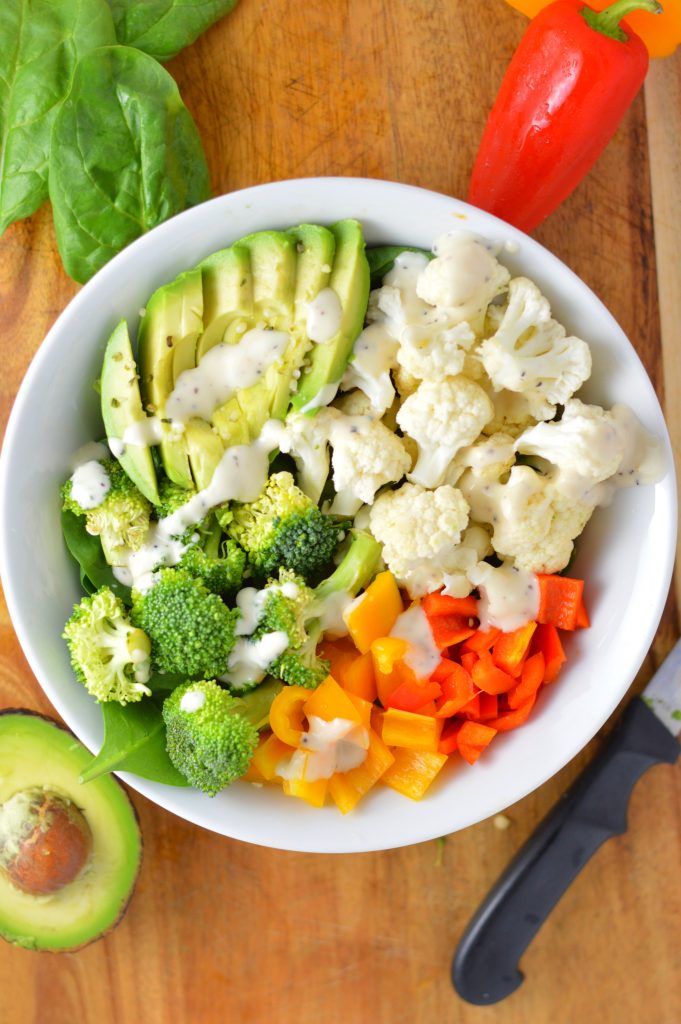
[444,432,516,487]
[393,363,420,399]
[278,410,333,503]
[482,384,556,437]
[396,320,476,382]
[416,232,510,328]
[341,322,398,416]
[369,483,479,597]
[478,277,592,407]
[459,463,594,574]
[333,389,378,418]
[440,525,493,598]
[396,377,494,488]
[327,413,412,515]
[515,398,665,505]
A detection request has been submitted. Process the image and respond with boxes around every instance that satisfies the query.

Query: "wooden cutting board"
[1,3,679,1021]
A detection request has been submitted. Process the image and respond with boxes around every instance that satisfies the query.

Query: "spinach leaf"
[366,245,432,288]
[108,0,238,62]
[80,697,188,786]
[61,508,132,605]
[0,0,115,235]
[49,45,211,283]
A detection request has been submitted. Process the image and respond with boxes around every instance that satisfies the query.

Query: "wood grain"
[1,3,680,1022]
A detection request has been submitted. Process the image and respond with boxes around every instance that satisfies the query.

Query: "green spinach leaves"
[0,0,115,235]
[50,46,211,283]
[108,0,238,62]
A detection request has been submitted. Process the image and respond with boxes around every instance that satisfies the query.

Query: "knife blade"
[451,636,681,1006]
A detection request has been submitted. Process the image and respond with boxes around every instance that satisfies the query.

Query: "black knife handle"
[452,697,679,1006]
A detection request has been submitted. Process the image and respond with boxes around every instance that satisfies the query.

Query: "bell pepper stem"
[582,0,662,42]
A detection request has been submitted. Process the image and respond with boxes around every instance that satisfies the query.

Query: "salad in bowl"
[57,212,664,813]
[1,178,674,852]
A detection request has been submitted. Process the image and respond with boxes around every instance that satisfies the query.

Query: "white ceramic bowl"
[0,178,676,853]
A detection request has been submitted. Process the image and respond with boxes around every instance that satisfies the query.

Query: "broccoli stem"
[313,530,382,605]
[239,677,283,729]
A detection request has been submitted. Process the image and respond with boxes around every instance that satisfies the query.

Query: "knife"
[451,636,681,1006]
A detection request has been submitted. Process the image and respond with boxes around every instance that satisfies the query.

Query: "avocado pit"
[0,788,92,896]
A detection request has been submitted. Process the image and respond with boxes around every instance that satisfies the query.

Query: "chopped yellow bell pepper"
[371,636,409,674]
[282,775,328,808]
[328,729,395,814]
[251,732,295,781]
[345,691,373,731]
[303,674,362,724]
[379,707,443,752]
[345,570,404,653]
[381,748,448,800]
[269,685,310,747]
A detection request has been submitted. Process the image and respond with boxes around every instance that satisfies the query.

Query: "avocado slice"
[137,269,203,488]
[196,243,253,361]
[291,219,370,413]
[287,224,336,330]
[240,229,297,329]
[0,711,141,952]
[100,320,160,504]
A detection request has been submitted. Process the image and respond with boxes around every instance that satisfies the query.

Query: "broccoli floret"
[162,677,281,794]
[273,626,329,689]
[62,586,152,704]
[62,458,151,564]
[228,472,345,583]
[131,568,239,678]
[179,539,246,596]
[250,571,330,689]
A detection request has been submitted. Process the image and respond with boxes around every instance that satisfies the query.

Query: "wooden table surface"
[1,3,680,1022]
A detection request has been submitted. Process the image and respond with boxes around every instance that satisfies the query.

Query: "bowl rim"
[0,175,676,852]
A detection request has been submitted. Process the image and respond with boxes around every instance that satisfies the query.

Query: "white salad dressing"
[276,716,369,782]
[225,632,290,688]
[234,580,301,636]
[341,322,398,414]
[306,287,342,343]
[69,441,110,470]
[298,381,341,414]
[69,460,111,510]
[180,689,206,713]
[468,562,539,633]
[417,232,508,322]
[390,605,441,679]
[314,589,353,637]
[164,327,290,422]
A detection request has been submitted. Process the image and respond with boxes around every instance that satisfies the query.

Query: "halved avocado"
[291,219,370,412]
[137,269,203,488]
[0,711,141,952]
[100,320,160,504]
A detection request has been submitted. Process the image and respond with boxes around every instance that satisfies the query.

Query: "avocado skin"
[291,219,370,412]
[101,320,160,504]
[0,710,142,952]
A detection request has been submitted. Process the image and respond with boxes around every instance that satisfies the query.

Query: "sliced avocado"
[196,243,253,361]
[183,418,232,490]
[286,224,336,330]
[137,269,203,488]
[100,320,160,504]
[239,230,297,329]
[0,711,141,952]
[292,219,370,413]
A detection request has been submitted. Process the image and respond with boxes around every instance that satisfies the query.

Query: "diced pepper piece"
[486,693,537,731]
[304,674,362,724]
[460,651,478,674]
[371,636,409,674]
[251,732,296,781]
[380,747,448,800]
[457,721,497,765]
[492,621,537,676]
[508,652,545,710]
[461,628,502,654]
[241,759,266,783]
[477,692,499,720]
[345,571,404,653]
[536,574,585,631]
[338,651,377,703]
[380,707,443,752]
[328,729,395,814]
[422,593,479,619]
[345,691,374,731]
[575,599,590,629]
[472,650,516,695]
[428,613,476,649]
[434,662,478,717]
[384,677,442,713]
[531,623,566,683]
[269,685,311,747]
[318,637,359,681]
[460,693,481,719]
[438,719,464,755]
[282,776,328,807]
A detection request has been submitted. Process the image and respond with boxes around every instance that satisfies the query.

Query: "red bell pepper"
[467,0,661,233]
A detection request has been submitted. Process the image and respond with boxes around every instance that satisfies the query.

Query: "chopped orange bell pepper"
[438,719,464,755]
[537,575,584,631]
[269,685,311,747]
[345,691,374,731]
[345,570,404,653]
[457,721,497,765]
[381,748,448,799]
[339,651,377,703]
[462,628,502,654]
[433,661,478,717]
[531,623,566,683]
[472,651,516,695]
[422,593,479,618]
[383,676,442,713]
[328,729,395,814]
[486,693,538,731]
[380,707,443,752]
[507,652,545,710]
[318,637,359,680]
[303,674,362,724]
[251,732,296,781]
[492,621,537,676]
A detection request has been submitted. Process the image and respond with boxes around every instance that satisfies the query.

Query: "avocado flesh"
[0,712,141,952]
[100,320,160,504]
[137,268,203,488]
[196,243,254,361]
[291,219,370,412]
